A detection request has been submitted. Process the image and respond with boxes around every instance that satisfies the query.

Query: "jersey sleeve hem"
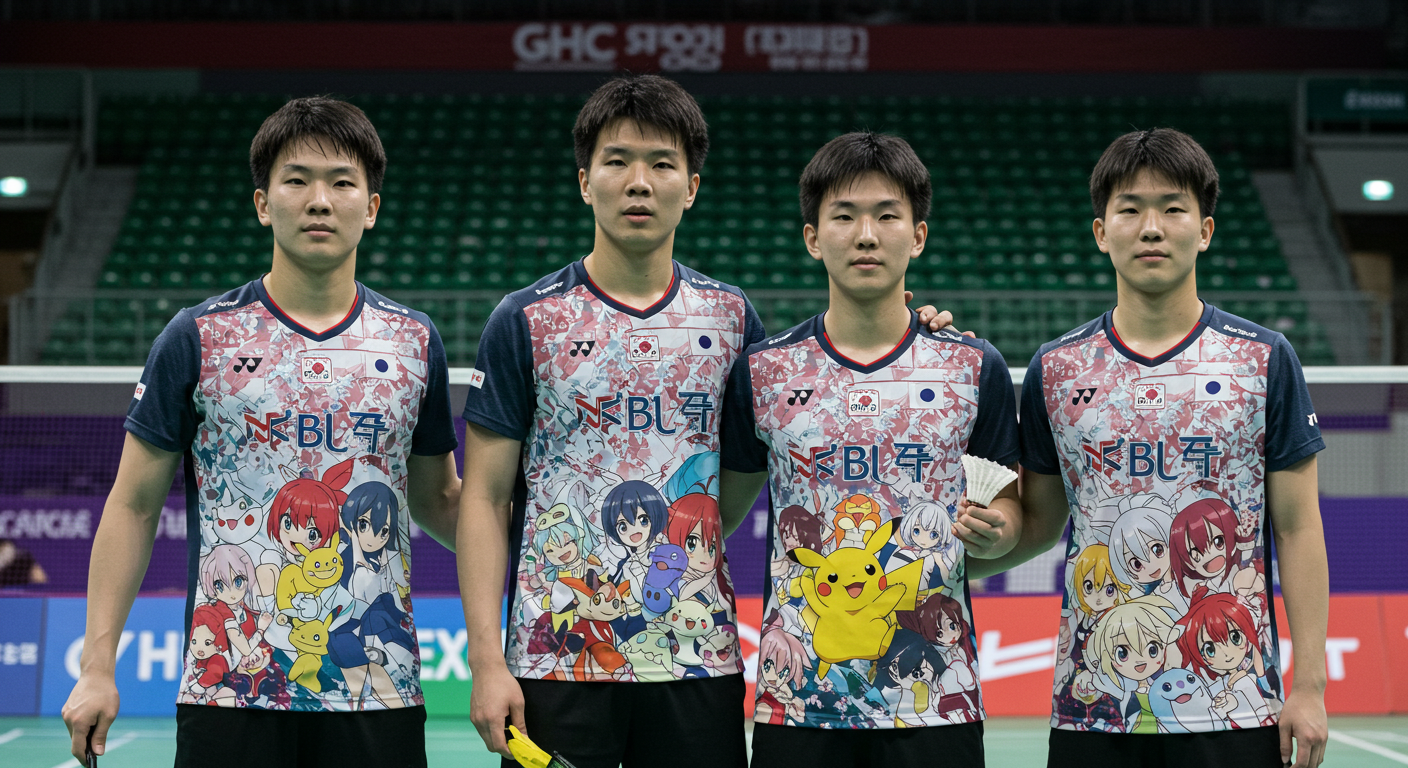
[410,437,460,457]
[720,454,767,474]
[123,416,187,454]
[462,412,529,443]
[1267,437,1326,473]
[1019,458,1061,475]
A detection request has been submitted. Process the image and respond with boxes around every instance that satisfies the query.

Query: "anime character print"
[150,281,452,713]
[722,313,1019,730]
[1024,306,1322,734]
[474,262,758,683]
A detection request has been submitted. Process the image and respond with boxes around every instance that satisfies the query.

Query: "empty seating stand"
[42,92,1332,366]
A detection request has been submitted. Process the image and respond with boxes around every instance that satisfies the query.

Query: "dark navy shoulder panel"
[505,263,582,311]
[745,315,822,360]
[189,281,263,320]
[1203,305,1281,348]
[362,287,437,334]
[676,262,750,302]
[1035,315,1106,360]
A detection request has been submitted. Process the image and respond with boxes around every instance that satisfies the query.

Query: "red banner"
[735,593,1407,719]
[0,22,1386,72]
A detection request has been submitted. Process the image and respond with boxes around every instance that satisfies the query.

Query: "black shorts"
[749,721,985,768]
[1047,725,1282,768]
[174,703,427,768]
[507,675,747,768]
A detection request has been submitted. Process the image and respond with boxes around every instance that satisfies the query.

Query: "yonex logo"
[232,357,262,373]
[1059,330,1084,342]
[787,389,813,406]
[535,281,565,295]
[569,340,595,357]
[376,300,409,315]
[1308,413,1318,426]
[767,332,793,345]
[1072,388,1097,405]
[207,300,239,310]
[689,277,720,289]
[1222,324,1258,339]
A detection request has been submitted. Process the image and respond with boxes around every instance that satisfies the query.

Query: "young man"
[719,132,1022,768]
[986,129,1329,768]
[458,74,760,768]
[60,97,461,768]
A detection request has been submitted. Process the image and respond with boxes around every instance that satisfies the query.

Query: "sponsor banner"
[1271,595,1392,715]
[0,22,1385,72]
[1378,594,1408,713]
[39,596,185,716]
[0,597,44,715]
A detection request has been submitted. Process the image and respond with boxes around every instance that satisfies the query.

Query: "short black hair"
[1089,128,1219,219]
[798,132,932,229]
[573,74,709,176]
[250,96,387,195]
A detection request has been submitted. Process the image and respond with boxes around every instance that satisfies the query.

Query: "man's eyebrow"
[280,163,358,175]
[599,145,681,156]
[1115,191,1190,202]
[826,198,904,208]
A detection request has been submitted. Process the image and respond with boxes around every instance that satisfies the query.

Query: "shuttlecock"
[961,455,1017,507]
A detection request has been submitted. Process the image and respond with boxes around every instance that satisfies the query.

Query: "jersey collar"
[573,259,680,320]
[252,278,365,342]
[815,309,918,374]
[1103,301,1213,367]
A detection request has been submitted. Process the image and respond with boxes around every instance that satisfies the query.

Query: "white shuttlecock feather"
[960,455,1017,507]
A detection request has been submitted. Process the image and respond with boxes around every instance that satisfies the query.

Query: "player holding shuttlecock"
[719,132,1023,768]
[931,128,1330,768]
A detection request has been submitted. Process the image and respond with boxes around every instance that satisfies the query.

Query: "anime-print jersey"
[1020,303,1323,734]
[721,312,1020,729]
[126,279,457,712]
[463,259,764,683]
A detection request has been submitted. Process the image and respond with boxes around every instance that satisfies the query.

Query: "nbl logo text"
[574,391,715,435]
[244,409,390,453]
[1081,435,1223,479]
[788,441,935,482]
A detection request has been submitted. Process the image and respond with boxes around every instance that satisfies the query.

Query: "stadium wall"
[0,22,1388,72]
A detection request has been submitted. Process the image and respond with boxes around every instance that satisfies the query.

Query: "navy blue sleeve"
[124,309,201,453]
[462,296,536,442]
[411,320,459,456]
[720,351,768,473]
[966,341,1020,466]
[1019,351,1061,475]
[1265,336,1325,472]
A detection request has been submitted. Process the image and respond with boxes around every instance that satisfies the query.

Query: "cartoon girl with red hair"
[183,603,236,706]
[1170,498,1264,601]
[667,493,732,617]
[254,458,355,597]
[1175,588,1275,729]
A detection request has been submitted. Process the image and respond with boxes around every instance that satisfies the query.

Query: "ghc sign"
[513,23,724,72]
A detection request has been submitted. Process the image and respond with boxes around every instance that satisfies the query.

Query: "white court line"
[1345,731,1408,746]
[1328,730,1408,765]
[0,728,23,745]
[47,731,140,768]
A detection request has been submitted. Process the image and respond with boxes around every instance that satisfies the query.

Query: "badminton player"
[60,97,461,767]
[960,128,1329,768]
[719,131,1021,767]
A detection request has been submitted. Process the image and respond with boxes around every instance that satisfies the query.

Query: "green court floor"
[3,716,1407,767]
